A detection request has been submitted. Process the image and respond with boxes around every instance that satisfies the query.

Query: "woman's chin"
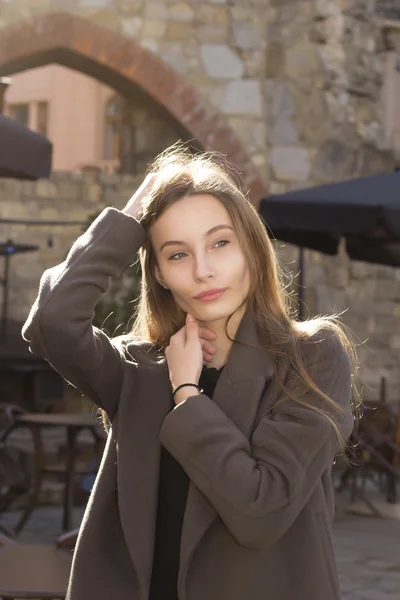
[193,302,238,323]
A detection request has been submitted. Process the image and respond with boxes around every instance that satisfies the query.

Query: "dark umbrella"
[0,114,52,179]
[260,172,400,317]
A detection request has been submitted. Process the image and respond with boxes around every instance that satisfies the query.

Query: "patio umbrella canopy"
[0,114,52,179]
[260,172,400,267]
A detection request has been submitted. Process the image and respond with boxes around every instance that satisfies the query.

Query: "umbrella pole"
[297,247,305,321]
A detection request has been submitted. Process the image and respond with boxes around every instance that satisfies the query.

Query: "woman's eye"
[169,240,230,261]
[169,252,187,260]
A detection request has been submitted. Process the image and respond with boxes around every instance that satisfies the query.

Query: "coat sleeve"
[22,207,146,420]
[158,331,354,549]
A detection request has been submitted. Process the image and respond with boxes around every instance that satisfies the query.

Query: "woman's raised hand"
[122,173,157,220]
[166,314,217,404]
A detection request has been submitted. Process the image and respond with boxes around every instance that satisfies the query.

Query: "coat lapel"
[116,358,171,600]
[178,310,275,599]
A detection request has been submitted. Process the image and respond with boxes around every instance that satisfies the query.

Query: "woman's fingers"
[198,327,217,341]
[200,340,216,356]
[170,327,185,343]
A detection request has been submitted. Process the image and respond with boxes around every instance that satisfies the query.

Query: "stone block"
[85,183,103,203]
[343,0,375,21]
[231,7,254,20]
[243,49,262,78]
[114,0,144,16]
[81,0,112,6]
[232,20,259,50]
[270,147,310,182]
[313,140,357,183]
[88,9,120,30]
[350,261,370,279]
[162,49,189,74]
[198,4,229,26]
[113,0,145,17]
[285,39,322,78]
[252,119,268,151]
[265,41,285,78]
[167,3,194,21]
[36,179,58,198]
[221,79,262,115]
[39,207,60,221]
[376,279,399,300]
[227,116,254,145]
[315,285,346,313]
[200,45,244,79]
[269,117,299,145]
[377,301,399,316]
[271,82,296,118]
[166,20,193,40]
[195,25,229,43]
[121,16,143,37]
[142,19,167,38]
[143,2,168,20]
[313,0,341,19]
[306,264,326,285]
[388,332,400,350]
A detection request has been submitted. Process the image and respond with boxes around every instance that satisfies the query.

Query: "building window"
[9,103,29,127]
[104,96,122,161]
[37,101,48,137]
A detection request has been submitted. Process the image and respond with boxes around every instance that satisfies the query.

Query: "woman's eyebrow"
[159,224,234,252]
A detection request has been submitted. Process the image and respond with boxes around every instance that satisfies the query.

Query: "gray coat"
[22,207,354,600]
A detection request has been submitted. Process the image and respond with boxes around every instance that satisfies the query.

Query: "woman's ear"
[155,264,167,289]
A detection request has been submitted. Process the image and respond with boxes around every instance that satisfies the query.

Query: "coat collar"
[224,308,274,383]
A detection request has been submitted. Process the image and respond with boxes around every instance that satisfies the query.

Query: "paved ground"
[1,488,400,599]
[333,512,400,599]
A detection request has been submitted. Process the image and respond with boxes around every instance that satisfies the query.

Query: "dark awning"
[260,171,400,318]
[260,172,400,267]
[0,114,52,180]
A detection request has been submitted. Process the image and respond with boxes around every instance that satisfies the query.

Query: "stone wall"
[0,0,399,402]
[0,2,394,187]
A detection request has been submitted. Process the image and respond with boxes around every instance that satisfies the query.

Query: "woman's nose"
[193,254,215,280]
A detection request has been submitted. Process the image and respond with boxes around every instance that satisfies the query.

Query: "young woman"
[22,147,358,600]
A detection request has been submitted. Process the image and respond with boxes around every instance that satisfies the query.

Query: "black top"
[149,364,225,600]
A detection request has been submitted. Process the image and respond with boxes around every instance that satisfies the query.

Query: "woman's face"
[151,193,250,323]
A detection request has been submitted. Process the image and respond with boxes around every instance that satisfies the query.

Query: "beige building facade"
[4,65,117,172]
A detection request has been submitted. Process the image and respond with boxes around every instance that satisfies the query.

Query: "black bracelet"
[172,383,204,398]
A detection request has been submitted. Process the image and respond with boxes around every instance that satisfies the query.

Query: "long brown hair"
[106,144,361,447]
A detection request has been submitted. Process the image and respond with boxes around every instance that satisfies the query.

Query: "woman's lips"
[195,289,226,302]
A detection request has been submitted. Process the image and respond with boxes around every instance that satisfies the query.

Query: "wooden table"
[15,413,103,532]
[0,543,72,599]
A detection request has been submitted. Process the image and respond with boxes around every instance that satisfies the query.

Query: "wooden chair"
[0,405,30,536]
[336,401,400,515]
[0,529,77,599]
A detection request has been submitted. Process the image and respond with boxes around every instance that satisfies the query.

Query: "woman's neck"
[199,305,246,369]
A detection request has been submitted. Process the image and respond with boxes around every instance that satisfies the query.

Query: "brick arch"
[0,11,266,203]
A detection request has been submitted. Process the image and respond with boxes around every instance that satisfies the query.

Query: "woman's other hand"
[166,314,216,405]
[122,173,157,221]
